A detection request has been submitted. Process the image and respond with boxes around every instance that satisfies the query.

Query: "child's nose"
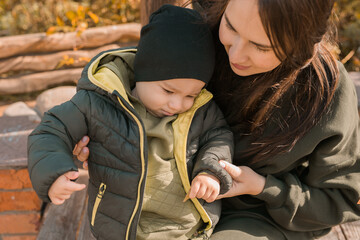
[168,97,183,112]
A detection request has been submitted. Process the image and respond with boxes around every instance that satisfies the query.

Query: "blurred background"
[0,0,358,106]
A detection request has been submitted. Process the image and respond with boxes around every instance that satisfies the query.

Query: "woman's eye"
[255,45,271,53]
[225,22,236,32]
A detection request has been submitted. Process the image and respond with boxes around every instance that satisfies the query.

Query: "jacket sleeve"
[255,64,360,231]
[191,100,234,194]
[27,90,90,202]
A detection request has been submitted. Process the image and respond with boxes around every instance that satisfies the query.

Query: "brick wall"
[0,168,42,240]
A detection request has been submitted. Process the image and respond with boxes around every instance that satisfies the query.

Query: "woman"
[72,0,360,239]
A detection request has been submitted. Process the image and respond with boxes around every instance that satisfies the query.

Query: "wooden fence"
[0,23,141,95]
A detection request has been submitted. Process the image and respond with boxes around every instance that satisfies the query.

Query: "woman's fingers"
[82,160,89,170]
[219,160,242,180]
[77,148,89,163]
[73,136,89,159]
[72,136,90,169]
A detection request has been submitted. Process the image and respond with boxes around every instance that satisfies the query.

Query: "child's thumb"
[64,171,79,181]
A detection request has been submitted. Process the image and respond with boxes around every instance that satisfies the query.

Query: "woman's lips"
[232,62,251,70]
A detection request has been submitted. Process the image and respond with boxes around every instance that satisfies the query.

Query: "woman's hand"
[73,136,90,170]
[217,160,266,199]
[48,171,86,205]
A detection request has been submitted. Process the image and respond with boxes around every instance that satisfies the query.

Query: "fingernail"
[82,136,88,142]
[84,162,88,167]
[219,161,225,168]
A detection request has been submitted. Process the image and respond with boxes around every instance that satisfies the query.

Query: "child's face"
[134,78,205,118]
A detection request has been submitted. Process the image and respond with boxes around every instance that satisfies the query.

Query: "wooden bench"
[36,169,360,240]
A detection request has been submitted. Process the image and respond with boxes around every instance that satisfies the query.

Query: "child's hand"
[48,171,86,205]
[185,173,220,203]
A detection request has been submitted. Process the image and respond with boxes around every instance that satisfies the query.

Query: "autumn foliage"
[0,0,358,71]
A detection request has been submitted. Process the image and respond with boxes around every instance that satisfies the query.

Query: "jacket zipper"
[173,89,214,231]
[116,96,146,240]
[91,183,107,226]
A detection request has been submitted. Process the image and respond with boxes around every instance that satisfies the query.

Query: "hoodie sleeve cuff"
[254,174,289,208]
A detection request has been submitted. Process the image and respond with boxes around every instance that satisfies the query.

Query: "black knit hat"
[134,4,215,85]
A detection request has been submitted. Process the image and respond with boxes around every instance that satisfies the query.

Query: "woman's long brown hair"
[194,0,339,164]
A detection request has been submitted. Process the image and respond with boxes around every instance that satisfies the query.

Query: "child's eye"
[163,88,173,94]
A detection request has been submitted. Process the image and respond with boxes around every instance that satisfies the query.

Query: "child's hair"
[134,4,215,86]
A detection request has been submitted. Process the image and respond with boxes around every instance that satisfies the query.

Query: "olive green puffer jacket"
[28,48,233,240]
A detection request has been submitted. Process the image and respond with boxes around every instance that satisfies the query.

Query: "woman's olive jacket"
[27,48,233,240]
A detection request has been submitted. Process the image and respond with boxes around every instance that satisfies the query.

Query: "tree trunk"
[140,0,188,25]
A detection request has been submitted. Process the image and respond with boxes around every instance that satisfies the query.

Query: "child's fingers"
[65,181,86,192]
[187,182,200,200]
[64,171,80,181]
[183,192,190,202]
[204,191,218,203]
[194,185,207,199]
[51,197,65,205]
[201,188,213,201]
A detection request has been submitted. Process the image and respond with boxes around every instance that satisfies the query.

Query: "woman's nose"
[229,37,248,63]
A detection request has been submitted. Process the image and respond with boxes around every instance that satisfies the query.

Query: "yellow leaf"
[77,6,86,20]
[78,57,91,62]
[87,11,99,24]
[56,16,65,27]
[46,26,57,35]
[56,55,75,69]
[66,11,76,21]
[71,18,77,28]
[76,30,84,37]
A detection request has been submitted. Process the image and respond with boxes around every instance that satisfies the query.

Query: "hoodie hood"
[77,47,137,104]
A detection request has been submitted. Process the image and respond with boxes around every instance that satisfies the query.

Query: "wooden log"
[319,221,360,240]
[37,170,89,240]
[0,68,82,94]
[0,23,141,59]
[0,43,133,74]
[77,204,97,240]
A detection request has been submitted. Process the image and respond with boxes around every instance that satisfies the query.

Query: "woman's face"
[219,0,281,76]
